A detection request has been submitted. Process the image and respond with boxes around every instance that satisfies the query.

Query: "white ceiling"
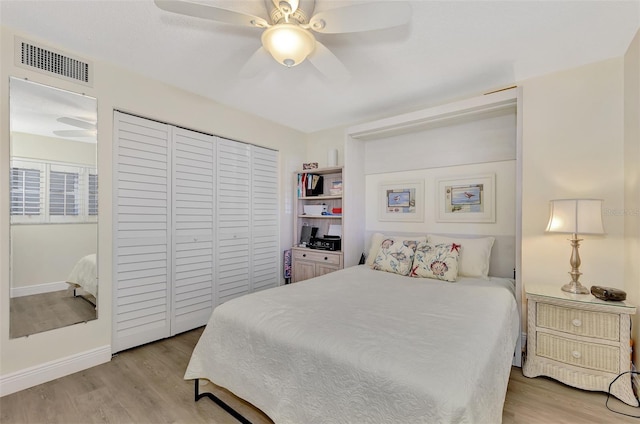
[1,0,639,134]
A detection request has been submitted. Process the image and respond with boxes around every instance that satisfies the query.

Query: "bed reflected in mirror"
[9,77,98,338]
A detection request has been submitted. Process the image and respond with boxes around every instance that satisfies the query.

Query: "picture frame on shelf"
[303,162,318,170]
[378,180,424,222]
[435,173,495,223]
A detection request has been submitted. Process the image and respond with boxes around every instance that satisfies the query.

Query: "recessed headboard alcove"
[343,87,523,365]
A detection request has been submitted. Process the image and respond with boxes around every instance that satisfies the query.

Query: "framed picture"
[379,180,424,222]
[436,174,495,223]
[302,162,318,170]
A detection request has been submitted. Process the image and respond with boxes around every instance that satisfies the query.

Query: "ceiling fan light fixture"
[261,23,315,67]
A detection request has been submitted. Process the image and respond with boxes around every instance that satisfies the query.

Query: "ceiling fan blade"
[240,47,273,78]
[57,116,96,130]
[307,41,350,82]
[309,2,411,34]
[155,0,269,28]
[53,129,96,138]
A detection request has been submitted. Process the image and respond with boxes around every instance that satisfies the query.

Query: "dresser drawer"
[293,249,341,265]
[536,303,619,341]
[536,332,620,374]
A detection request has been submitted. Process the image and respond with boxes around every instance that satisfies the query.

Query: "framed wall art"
[378,180,424,222]
[436,174,495,223]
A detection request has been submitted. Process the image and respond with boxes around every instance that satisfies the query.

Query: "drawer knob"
[302,254,306,258]
[324,257,328,261]
[572,350,582,359]
[572,319,582,327]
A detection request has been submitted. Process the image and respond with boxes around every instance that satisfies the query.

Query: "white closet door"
[251,146,279,291]
[171,127,216,334]
[113,112,171,353]
[216,139,251,304]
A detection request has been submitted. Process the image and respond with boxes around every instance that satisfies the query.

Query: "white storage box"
[304,205,327,215]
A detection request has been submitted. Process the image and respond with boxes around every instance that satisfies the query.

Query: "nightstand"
[523,284,638,406]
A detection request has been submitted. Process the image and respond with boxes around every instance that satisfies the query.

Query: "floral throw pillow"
[371,239,419,276]
[410,242,460,282]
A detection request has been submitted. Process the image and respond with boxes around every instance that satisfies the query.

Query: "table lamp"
[546,199,605,294]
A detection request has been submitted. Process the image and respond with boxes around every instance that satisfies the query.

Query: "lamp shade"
[261,23,316,68]
[545,199,605,235]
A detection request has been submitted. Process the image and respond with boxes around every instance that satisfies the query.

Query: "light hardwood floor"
[10,289,96,338]
[1,327,638,423]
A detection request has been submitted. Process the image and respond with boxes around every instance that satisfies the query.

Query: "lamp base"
[561,282,590,294]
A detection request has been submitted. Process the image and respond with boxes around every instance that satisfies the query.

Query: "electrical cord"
[605,370,640,418]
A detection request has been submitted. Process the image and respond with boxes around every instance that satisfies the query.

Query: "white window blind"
[49,170,80,216]
[10,158,97,224]
[10,167,42,216]
[88,173,98,216]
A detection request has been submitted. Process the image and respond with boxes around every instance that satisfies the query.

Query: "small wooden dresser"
[523,285,638,406]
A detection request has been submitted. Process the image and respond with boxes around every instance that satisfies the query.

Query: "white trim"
[347,88,518,141]
[0,345,111,396]
[10,281,69,298]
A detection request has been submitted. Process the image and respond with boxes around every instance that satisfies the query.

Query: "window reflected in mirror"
[9,77,98,338]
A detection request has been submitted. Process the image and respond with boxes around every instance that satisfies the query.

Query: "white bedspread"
[185,265,519,423]
[66,253,97,297]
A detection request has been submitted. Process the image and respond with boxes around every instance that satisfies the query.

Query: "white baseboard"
[11,281,69,298]
[0,345,111,397]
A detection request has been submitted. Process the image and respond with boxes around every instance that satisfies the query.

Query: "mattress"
[66,253,97,298]
[185,265,519,423]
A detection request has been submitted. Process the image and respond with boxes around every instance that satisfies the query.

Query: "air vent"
[15,37,92,86]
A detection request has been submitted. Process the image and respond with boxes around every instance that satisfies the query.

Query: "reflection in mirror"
[9,77,98,338]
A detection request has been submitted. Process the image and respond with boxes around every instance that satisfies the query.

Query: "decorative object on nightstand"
[523,285,638,406]
[545,199,604,294]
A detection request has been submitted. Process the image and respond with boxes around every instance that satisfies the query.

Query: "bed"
[65,253,97,300]
[185,234,520,423]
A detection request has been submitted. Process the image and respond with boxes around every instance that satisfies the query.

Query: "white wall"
[1,26,306,380]
[623,29,640,364]
[520,58,626,290]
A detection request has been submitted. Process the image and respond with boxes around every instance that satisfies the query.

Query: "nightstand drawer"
[292,249,341,265]
[537,303,619,341]
[536,332,620,374]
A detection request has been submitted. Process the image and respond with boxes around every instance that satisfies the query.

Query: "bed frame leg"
[194,379,252,424]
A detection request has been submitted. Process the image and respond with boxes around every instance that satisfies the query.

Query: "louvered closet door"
[171,128,215,334]
[216,139,251,304]
[113,112,171,353]
[251,146,279,291]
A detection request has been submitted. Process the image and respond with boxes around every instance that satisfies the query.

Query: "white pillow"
[426,234,495,279]
[366,233,427,266]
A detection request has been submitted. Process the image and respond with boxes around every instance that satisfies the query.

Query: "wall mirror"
[9,77,98,338]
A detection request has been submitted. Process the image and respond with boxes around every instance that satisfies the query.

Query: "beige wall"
[1,26,306,376]
[11,132,96,166]
[624,29,640,364]
[11,224,97,289]
[305,126,346,167]
[520,58,626,289]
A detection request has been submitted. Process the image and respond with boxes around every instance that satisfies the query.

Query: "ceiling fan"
[53,116,97,138]
[154,0,412,80]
